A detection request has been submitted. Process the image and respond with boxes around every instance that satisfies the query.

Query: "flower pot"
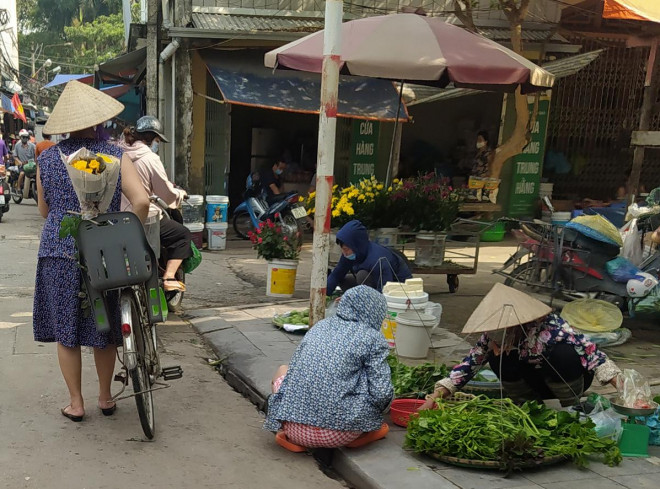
[414,233,446,267]
[267,259,299,298]
[329,229,342,263]
[372,228,399,248]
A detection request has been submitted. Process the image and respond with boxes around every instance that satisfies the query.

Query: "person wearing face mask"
[119,116,191,292]
[261,157,287,205]
[470,130,493,178]
[13,129,37,192]
[327,220,412,294]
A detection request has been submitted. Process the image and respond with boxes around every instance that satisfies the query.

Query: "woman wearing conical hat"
[420,284,622,409]
[34,81,149,422]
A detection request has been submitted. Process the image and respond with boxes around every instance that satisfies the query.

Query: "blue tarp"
[203,51,409,122]
[43,73,94,89]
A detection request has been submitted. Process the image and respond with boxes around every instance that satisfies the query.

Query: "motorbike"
[146,195,187,311]
[232,172,307,240]
[0,169,10,222]
[7,160,38,204]
[496,216,660,310]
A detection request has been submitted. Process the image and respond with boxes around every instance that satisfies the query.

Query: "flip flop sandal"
[61,405,84,422]
[163,278,186,292]
[99,402,117,416]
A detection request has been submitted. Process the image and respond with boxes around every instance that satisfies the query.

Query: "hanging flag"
[0,94,12,113]
[11,93,26,123]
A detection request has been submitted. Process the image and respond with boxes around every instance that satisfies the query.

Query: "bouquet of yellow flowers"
[63,148,120,219]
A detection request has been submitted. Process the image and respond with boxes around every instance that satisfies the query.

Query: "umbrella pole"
[309,0,344,328]
[385,80,404,186]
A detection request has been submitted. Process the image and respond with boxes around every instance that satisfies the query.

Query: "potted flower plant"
[249,214,302,298]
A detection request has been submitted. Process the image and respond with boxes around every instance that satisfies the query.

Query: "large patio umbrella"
[265,13,555,93]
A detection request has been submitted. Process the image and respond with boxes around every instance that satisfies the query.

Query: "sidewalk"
[184,301,660,489]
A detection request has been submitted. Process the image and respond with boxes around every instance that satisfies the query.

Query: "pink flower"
[256,228,262,234]
[259,222,265,228]
[276,228,281,234]
[258,237,263,244]
[283,236,288,241]
[268,222,275,229]
[274,212,281,219]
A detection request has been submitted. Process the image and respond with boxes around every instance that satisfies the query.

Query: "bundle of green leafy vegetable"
[405,396,622,470]
[388,355,448,398]
[273,309,310,328]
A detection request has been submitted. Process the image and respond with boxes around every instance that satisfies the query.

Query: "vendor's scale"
[610,398,658,457]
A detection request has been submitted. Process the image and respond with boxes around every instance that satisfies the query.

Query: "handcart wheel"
[447,274,459,293]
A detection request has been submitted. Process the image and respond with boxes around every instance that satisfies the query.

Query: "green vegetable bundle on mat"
[405,396,622,471]
[273,309,310,328]
[388,355,449,398]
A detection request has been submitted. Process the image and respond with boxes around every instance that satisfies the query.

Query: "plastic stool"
[345,423,389,448]
[275,431,307,453]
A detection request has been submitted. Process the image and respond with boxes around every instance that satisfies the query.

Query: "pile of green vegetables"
[388,355,448,398]
[273,309,310,328]
[405,396,622,470]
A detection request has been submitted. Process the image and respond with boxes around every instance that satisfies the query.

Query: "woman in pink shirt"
[119,116,191,292]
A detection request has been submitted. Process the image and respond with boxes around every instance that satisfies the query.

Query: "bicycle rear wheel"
[125,291,156,439]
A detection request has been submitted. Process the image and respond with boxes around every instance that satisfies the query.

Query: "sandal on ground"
[99,401,117,416]
[163,278,186,292]
[275,431,307,453]
[61,405,84,422]
[345,423,389,448]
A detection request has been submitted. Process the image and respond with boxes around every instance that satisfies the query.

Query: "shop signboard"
[508,97,551,217]
[349,119,380,184]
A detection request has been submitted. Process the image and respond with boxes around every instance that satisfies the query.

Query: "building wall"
[191,0,560,22]
[191,51,207,195]
[0,0,19,90]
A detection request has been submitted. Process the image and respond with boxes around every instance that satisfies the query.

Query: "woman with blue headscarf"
[265,286,393,450]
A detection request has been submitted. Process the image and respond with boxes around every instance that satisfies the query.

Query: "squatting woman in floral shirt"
[421,284,621,409]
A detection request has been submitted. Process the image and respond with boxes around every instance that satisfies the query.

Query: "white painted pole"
[309,0,343,327]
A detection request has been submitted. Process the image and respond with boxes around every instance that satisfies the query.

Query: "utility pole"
[146,0,159,115]
[309,0,343,327]
[174,0,192,188]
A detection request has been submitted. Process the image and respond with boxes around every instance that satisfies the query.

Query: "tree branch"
[453,1,477,33]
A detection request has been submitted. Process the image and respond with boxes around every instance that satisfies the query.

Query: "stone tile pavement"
[184,301,660,489]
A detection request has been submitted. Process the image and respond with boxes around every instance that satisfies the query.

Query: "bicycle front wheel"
[125,291,155,439]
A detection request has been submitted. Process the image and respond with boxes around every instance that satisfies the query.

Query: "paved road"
[0,203,344,489]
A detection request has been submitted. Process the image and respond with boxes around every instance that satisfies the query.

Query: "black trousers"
[160,218,193,260]
[487,343,594,400]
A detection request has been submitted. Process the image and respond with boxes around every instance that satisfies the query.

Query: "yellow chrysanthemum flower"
[376,184,383,191]
[309,191,316,199]
[72,160,87,171]
[88,160,100,170]
[387,186,393,192]
[393,178,400,184]
[96,154,114,164]
[332,209,340,218]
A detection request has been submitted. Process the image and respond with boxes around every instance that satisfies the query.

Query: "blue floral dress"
[436,314,621,394]
[33,138,123,348]
[264,285,394,433]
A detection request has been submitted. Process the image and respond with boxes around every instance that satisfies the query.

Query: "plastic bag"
[605,257,641,283]
[621,218,643,266]
[588,397,624,441]
[560,298,623,332]
[617,369,653,409]
[182,242,202,273]
[635,284,660,318]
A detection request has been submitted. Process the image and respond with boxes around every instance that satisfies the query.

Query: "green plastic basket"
[618,422,650,457]
[480,222,506,242]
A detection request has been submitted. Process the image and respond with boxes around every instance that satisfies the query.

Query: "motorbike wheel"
[31,183,38,204]
[233,211,254,240]
[165,268,185,312]
[11,184,22,204]
[504,261,549,293]
[281,213,300,240]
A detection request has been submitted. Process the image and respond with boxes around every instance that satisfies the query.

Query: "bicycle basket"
[76,212,156,291]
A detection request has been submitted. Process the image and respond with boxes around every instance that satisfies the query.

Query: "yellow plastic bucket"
[267,259,298,298]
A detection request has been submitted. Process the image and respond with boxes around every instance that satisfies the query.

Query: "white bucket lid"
[396,312,438,327]
[207,195,229,203]
[186,195,204,204]
[206,222,228,229]
[384,292,429,305]
[184,223,204,232]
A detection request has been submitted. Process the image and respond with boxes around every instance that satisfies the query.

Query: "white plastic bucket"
[206,222,228,251]
[381,293,428,348]
[206,195,229,223]
[373,228,399,247]
[551,211,571,226]
[182,195,204,224]
[394,312,439,358]
[184,222,204,249]
[267,259,298,298]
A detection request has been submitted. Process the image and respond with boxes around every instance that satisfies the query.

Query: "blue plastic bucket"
[206,195,229,223]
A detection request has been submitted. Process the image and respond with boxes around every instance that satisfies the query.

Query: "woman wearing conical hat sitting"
[420,284,622,410]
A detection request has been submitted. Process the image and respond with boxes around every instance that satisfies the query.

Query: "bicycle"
[75,211,183,439]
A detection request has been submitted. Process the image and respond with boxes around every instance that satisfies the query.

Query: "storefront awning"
[43,74,93,89]
[203,51,409,122]
[603,0,660,23]
[407,50,604,106]
[97,47,147,85]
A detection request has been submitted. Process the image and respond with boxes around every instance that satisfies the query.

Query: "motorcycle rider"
[119,116,191,292]
[261,157,287,205]
[12,129,36,192]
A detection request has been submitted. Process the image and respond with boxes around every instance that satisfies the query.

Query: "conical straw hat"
[44,80,124,135]
[461,283,552,334]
